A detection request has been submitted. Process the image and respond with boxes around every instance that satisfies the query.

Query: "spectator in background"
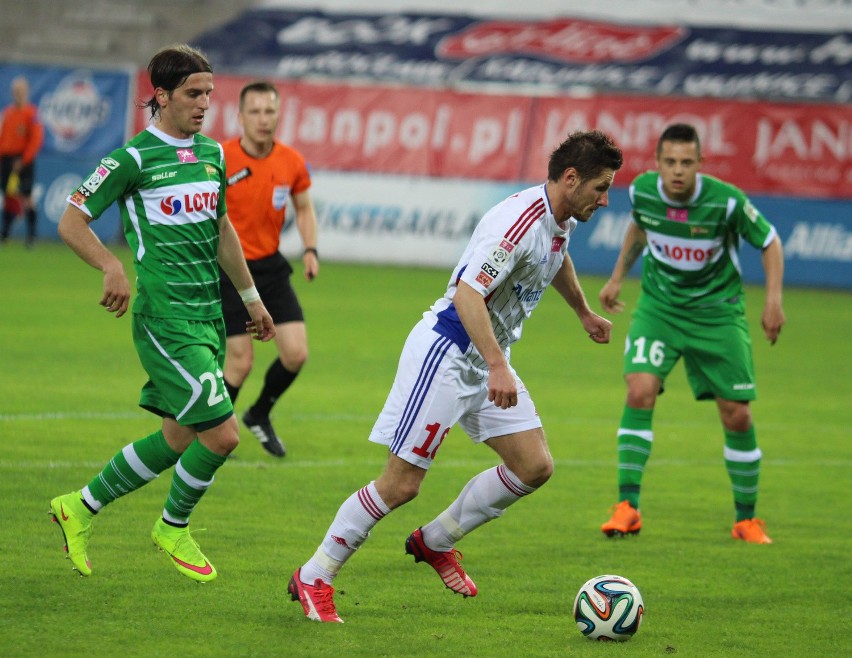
[0,76,44,247]
[220,81,319,458]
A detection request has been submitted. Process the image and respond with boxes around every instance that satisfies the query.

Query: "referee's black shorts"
[220,252,304,337]
[0,155,34,195]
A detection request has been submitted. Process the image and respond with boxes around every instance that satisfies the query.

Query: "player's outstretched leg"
[405,527,477,597]
[601,500,642,537]
[49,492,94,576]
[288,568,344,623]
[151,518,217,582]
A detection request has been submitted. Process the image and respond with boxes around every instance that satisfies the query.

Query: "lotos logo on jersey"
[160,191,220,216]
[161,196,183,215]
[647,230,721,271]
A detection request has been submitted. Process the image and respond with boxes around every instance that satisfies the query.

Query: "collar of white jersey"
[146,124,195,147]
[541,183,575,235]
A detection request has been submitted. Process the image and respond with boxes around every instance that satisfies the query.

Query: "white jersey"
[425,183,575,370]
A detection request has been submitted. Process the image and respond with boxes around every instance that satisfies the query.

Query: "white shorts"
[369,319,542,469]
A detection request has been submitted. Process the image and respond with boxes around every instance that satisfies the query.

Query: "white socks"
[300,481,390,585]
[299,465,536,585]
[422,465,535,551]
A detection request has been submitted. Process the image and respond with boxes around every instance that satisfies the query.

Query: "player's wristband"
[239,285,261,304]
[304,247,318,258]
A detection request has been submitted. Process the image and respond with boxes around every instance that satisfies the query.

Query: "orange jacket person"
[0,76,44,247]
[220,80,319,457]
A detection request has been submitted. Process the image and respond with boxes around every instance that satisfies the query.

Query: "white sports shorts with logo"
[369,318,542,470]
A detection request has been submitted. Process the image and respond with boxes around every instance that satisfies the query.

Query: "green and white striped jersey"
[69,125,227,320]
[629,172,776,319]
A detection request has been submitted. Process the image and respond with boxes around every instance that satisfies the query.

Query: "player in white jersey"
[289,130,624,622]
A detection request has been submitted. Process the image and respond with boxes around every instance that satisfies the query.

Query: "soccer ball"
[573,574,644,641]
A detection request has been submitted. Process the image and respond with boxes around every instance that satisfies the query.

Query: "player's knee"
[215,424,240,454]
[530,458,554,488]
[376,477,421,509]
[514,455,553,489]
[724,409,752,433]
[282,348,307,372]
[221,433,239,455]
[393,480,421,506]
[719,401,752,432]
[626,389,656,408]
[227,353,253,381]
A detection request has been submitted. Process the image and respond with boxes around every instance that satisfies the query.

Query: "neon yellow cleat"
[49,492,94,576]
[151,518,217,582]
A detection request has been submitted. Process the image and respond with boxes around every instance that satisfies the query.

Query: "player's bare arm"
[551,256,612,344]
[452,281,517,409]
[293,189,319,281]
[760,235,786,345]
[217,214,276,342]
[599,222,647,314]
[58,204,131,317]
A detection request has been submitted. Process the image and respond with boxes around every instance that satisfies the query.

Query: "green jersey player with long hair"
[49,44,275,581]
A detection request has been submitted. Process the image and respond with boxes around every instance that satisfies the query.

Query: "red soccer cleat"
[405,527,477,597]
[288,568,344,623]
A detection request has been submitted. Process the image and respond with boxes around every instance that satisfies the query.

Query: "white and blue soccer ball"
[573,574,644,641]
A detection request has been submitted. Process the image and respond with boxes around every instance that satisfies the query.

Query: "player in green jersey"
[598,123,785,544]
[49,45,275,581]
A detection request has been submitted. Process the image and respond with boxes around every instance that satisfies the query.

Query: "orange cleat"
[601,500,642,537]
[732,518,773,544]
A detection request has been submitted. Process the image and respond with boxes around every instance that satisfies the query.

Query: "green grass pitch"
[0,241,849,657]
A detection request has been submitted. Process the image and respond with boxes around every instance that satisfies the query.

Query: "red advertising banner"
[135,72,851,199]
[524,96,852,199]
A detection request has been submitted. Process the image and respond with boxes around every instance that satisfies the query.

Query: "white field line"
[0,410,834,432]
[0,457,846,471]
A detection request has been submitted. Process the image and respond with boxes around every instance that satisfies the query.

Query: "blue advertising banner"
[0,64,130,242]
[302,171,851,290]
[194,9,852,103]
[0,64,130,157]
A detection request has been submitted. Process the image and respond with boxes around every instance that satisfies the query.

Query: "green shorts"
[623,303,757,401]
[132,314,233,428]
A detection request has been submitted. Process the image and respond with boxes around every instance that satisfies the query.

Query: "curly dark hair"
[548,130,623,182]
